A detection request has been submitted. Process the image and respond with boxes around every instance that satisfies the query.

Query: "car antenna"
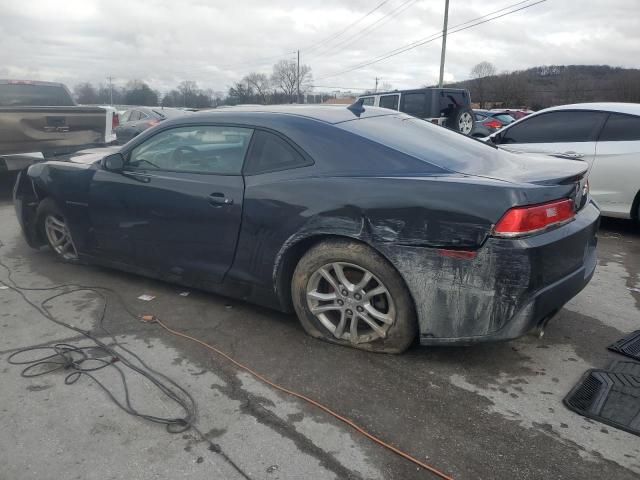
[347,101,365,117]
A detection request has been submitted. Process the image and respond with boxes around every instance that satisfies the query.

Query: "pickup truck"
[0,79,118,174]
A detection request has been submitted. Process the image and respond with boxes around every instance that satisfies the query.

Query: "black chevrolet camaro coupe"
[14,105,599,353]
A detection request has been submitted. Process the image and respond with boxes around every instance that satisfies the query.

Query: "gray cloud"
[0,0,638,95]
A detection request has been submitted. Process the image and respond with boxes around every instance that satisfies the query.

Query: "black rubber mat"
[564,368,640,436]
[608,330,640,361]
[608,359,640,377]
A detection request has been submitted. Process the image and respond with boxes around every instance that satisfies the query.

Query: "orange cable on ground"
[141,314,455,480]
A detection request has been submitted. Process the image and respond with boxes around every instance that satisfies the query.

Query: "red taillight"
[485,119,502,129]
[112,113,119,129]
[494,199,575,237]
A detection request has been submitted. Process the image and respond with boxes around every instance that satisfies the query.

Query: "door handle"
[123,170,151,183]
[553,151,584,160]
[208,193,233,206]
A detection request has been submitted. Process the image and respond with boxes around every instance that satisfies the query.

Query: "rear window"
[599,113,640,141]
[401,93,426,117]
[379,94,399,110]
[338,113,498,174]
[244,130,312,175]
[493,114,515,124]
[0,83,75,106]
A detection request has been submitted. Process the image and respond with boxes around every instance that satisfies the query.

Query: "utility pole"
[375,77,380,92]
[438,0,450,88]
[296,50,301,104]
[107,76,114,105]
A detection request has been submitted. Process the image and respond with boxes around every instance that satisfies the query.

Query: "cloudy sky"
[1,0,638,95]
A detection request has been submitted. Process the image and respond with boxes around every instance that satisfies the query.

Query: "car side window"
[129,111,141,122]
[500,111,606,144]
[379,94,399,110]
[244,130,312,175]
[360,97,375,106]
[120,110,131,123]
[401,93,426,117]
[127,125,254,175]
[598,113,640,141]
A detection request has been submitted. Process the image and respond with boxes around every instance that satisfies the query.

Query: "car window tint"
[493,114,515,124]
[129,111,141,121]
[244,130,312,175]
[599,113,640,141]
[379,94,399,110]
[401,93,426,117]
[501,111,606,144]
[360,97,375,106]
[128,125,253,175]
[439,91,467,116]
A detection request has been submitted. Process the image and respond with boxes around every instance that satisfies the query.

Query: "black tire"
[35,198,80,263]
[445,107,475,135]
[291,239,417,353]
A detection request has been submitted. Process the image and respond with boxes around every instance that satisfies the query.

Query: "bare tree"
[271,60,312,103]
[243,72,271,104]
[73,82,98,104]
[470,61,497,108]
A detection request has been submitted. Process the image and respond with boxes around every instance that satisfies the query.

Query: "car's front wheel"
[291,239,417,353]
[36,198,79,263]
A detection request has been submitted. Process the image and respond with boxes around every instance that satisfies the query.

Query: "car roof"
[539,102,640,116]
[193,104,397,124]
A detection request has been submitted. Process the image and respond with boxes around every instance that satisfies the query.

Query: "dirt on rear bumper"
[376,201,600,345]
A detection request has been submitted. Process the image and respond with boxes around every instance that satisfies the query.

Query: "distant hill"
[443,65,640,110]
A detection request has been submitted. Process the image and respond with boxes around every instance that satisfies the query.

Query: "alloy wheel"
[458,112,474,134]
[44,214,78,261]
[306,262,396,344]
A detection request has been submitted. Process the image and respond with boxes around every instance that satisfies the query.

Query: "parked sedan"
[487,103,640,219]
[14,105,598,353]
[115,107,190,144]
[472,110,516,137]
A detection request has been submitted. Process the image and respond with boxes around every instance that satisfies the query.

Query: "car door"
[591,112,640,218]
[495,110,607,169]
[88,124,254,285]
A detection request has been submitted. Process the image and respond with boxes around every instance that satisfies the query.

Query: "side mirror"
[103,153,125,172]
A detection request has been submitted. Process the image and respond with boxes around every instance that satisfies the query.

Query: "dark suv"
[356,88,475,135]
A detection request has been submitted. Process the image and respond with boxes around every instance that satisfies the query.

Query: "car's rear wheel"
[446,107,475,135]
[37,198,79,262]
[291,239,416,353]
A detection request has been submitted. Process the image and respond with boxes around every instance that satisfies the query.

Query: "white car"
[487,103,640,219]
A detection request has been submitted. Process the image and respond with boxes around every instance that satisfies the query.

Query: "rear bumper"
[377,201,600,346]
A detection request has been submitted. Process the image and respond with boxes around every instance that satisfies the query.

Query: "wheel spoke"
[364,304,393,324]
[48,216,66,229]
[307,290,338,302]
[333,263,355,292]
[318,267,339,292]
[310,303,341,314]
[349,314,359,344]
[358,313,387,338]
[334,311,347,338]
[353,271,372,292]
[50,233,67,247]
[364,285,386,300]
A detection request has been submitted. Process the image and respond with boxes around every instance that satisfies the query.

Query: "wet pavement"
[0,188,639,479]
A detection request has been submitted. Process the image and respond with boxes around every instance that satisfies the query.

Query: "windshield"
[0,83,75,106]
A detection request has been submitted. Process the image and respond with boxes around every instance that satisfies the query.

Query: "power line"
[302,0,391,55]
[308,0,418,60]
[315,0,547,81]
